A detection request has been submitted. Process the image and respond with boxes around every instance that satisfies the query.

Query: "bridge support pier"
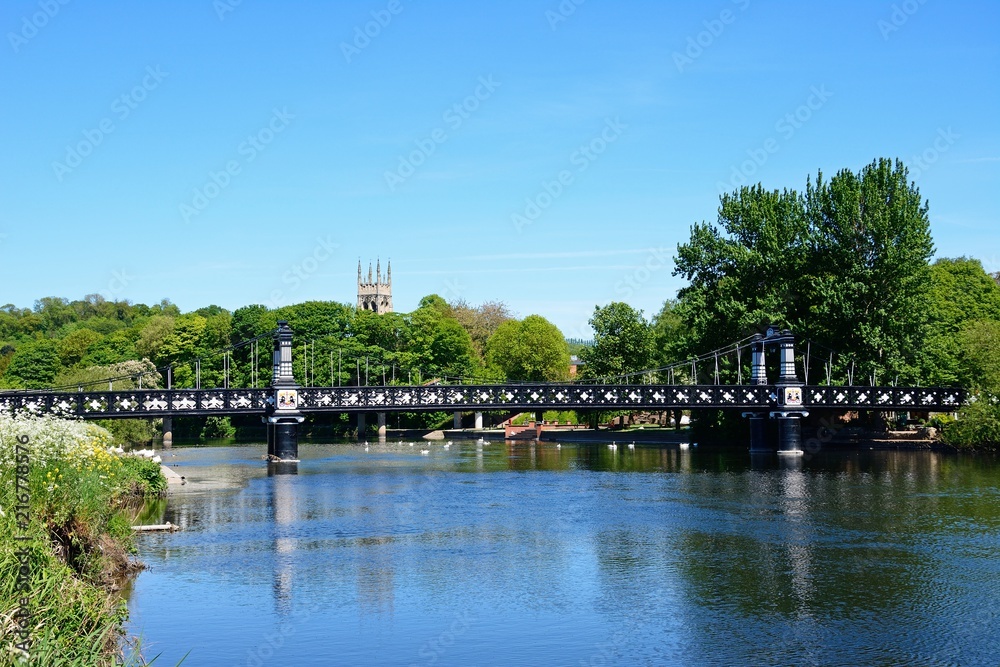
[454,411,462,429]
[774,413,804,456]
[377,412,386,438]
[743,412,769,452]
[474,411,483,430]
[357,412,366,438]
[161,417,173,448]
[267,420,299,461]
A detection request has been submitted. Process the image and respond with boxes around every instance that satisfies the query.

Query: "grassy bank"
[0,413,166,666]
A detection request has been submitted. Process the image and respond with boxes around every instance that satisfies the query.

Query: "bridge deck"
[0,384,965,419]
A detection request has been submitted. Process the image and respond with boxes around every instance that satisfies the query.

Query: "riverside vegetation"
[0,413,167,666]
[1,158,998,447]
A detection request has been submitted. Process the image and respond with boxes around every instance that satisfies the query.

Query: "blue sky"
[1,0,997,338]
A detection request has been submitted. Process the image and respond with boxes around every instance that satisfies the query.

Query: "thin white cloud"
[402,264,653,276]
[456,248,671,262]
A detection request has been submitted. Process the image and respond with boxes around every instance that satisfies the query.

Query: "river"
[124,441,1000,666]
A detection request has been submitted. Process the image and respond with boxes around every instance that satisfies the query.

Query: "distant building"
[569,355,584,377]
[357,259,393,313]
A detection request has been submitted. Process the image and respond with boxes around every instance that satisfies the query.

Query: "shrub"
[942,400,1000,449]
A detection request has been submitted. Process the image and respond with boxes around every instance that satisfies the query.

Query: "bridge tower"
[743,335,770,452]
[770,327,807,456]
[357,259,393,314]
[265,321,304,461]
[743,326,808,455]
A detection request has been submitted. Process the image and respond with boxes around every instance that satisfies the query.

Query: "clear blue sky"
[1,1,997,338]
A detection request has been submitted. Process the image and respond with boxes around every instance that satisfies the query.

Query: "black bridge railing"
[0,385,966,419]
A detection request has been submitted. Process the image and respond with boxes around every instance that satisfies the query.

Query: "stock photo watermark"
[340,0,410,63]
[178,107,294,223]
[51,65,169,182]
[545,0,587,31]
[236,602,322,667]
[673,0,751,72]
[906,127,959,179]
[615,247,672,299]
[511,117,627,233]
[384,75,501,192]
[7,0,71,53]
[412,611,477,666]
[440,276,467,303]
[716,84,833,194]
[9,435,34,660]
[877,0,929,40]
[98,269,134,302]
[265,236,339,309]
[214,0,243,21]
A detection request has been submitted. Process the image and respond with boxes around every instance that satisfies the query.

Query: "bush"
[119,455,168,496]
[1,412,168,664]
[201,415,236,439]
[924,413,954,430]
[942,400,1000,449]
[98,418,158,446]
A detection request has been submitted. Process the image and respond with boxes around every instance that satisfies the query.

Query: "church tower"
[357,259,393,313]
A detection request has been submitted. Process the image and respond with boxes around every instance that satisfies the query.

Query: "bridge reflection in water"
[127,443,999,666]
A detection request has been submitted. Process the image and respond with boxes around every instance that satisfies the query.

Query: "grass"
[0,413,171,666]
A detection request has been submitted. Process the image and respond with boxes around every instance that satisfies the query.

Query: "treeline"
[2,157,998,445]
[0,293,573,392]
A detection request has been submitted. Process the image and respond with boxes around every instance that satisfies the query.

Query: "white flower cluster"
[0,412,114,469]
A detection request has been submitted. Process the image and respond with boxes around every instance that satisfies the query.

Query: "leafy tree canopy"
[580,302,653,382]
[673,157,934,383]
[485,315,569,382]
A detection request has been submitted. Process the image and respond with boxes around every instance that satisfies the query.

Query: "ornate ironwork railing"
[0,385,966,418]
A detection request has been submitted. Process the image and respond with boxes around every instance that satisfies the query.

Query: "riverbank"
[0,413,167,666]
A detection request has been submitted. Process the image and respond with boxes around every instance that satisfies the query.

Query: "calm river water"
[125,441,999,666]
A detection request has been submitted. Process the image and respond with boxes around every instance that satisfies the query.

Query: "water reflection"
[270,463,297,613]
[127,443,1000,666]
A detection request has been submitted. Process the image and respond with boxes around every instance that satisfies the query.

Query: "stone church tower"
[357,259,393,313]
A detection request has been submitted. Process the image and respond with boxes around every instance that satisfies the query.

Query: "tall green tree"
[451,299,514,358]
[920,258,1000,386]
[580,302,653,382]
[650,299,687,368]
[485,315,569,382]
[673,158,934,383]
[5,339,61,388]
[804,158,934,381]
[409,296,477,380]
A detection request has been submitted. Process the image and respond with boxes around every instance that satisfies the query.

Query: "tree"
[921,258,1000,386]
[409,297,477,380]
[57,328,104,367]
[580,303,653,382]
[650,299,687,368]
[81,328,138,366]
[805,158,934,381]
[135,315,175,362]
[673,158,934,383]
[960,320,1000,394]
[485,315,569,381]
[451,299,514,357]
[5,339,61,388]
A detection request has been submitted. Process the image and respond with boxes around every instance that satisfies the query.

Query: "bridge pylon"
[742,326,808,455]
[265,321,303,461]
